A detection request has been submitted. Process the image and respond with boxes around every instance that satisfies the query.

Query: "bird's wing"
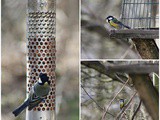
[112,18,130,29]
[112,18,122,24]
[28,96,43,110]
[27,89,43,111]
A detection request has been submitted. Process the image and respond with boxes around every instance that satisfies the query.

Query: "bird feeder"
[110,0,159,39]
[121,0,159,29]
[110,0,159,59]
[26,0,56,119]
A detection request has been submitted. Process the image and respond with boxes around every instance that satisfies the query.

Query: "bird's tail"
[119,22,130,29]
[122,24,130,29]
[12,99,30,117]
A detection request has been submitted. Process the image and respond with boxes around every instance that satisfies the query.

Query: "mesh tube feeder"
[26,0,56,119]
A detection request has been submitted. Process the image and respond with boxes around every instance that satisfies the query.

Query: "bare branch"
[120,44,134,59]
[81,84,115,117]
[131,100,142,120]
[101,78,130,120]
[82,61,159,75]
[116,92,137,120]
[81,85,104,111]
[132,38,159,59]
[129,74,159,120]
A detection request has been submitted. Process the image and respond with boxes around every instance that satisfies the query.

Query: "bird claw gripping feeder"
[26,0,56,119]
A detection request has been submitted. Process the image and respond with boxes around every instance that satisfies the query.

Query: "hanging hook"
[38,0,48,10]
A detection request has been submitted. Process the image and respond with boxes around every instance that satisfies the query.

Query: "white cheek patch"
[38,78,42,84]
[108,17,113,20]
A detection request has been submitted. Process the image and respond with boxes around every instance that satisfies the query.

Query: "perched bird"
[12,73,50,117]
[106,16,130,29]
[119,99,125,109]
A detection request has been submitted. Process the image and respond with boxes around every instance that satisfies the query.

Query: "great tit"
[106,16,130,29]
[119,99,125,110]
[12,73,50,117]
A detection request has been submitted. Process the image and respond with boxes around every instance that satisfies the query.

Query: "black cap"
[39,73,49,83]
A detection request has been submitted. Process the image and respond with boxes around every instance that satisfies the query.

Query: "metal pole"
[26,0,56,119]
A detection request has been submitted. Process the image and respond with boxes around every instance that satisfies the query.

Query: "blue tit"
[106,16,130,29]
[119,99,125,109]
[12,73,50,117]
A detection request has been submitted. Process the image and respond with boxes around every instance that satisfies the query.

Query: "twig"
[119,93,137,120]
[114,74,126,84]
[131,100,142,120]
[81,85,115,117]
[81,84,104,110]
[101,78,130,120]
[114,74,132,90]
[120,44,134,59]
[116,92,137,120]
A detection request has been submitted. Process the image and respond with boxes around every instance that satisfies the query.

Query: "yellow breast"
[120,102,124,109]
[110,21,120,29]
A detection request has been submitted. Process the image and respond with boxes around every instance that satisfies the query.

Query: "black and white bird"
[106,16,130,29]
[12,73,50,117]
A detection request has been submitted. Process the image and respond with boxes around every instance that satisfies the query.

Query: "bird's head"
[106,15,114,22]
[119,99,124,102]
[38,73,50,85]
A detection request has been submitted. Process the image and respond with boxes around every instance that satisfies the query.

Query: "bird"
[106,16,130,29]
[119,99,125,110]
[12,73,50,117]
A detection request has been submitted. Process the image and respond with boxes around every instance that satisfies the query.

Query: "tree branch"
[131,100,142,120]
[132,38,159,59]
[115,92,137,120]
[81,84,104,111]
[81,61,159,75]
[81,85,115,117]
[129,74,159,120]
[101,78,130,120]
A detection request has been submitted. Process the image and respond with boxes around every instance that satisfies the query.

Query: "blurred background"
[2,0,79,120]
[81,0,159,59]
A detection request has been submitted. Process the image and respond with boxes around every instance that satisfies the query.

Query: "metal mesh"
[27,11,56,111]
[121,0,159,29]
[26,0,56,119]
